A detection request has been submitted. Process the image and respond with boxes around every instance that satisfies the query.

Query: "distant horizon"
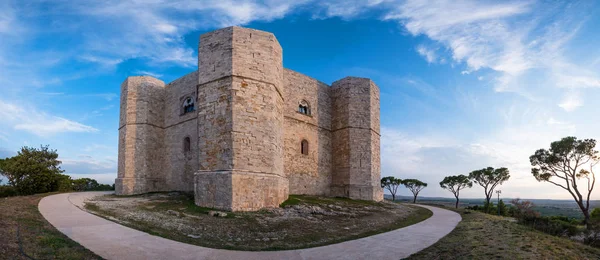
[384,194,600,202]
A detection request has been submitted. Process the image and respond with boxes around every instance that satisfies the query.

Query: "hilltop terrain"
[407,208,600,259]
[387,195,600,219]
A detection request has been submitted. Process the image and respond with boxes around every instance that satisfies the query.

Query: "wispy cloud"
[61,155,116,175]
[416,45,437,64]
[382,0,600,105]
[558,91,583,112]
[0,99,98,137]
[134,70,163,78]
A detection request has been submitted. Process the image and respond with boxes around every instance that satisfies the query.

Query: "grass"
[86,193,433,251]
[0,193,101,259]
[406,208,600,260]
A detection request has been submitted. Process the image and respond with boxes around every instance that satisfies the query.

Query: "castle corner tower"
[194,27,288,211]
[331,77,383,201]
[115,76,167,195]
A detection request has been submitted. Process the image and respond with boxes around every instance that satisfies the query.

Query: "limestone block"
[194,171,289,211]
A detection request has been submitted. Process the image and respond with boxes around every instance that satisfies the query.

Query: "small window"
[183,97,195,114]
[301,140,309,155]
[298,100,310,115]
[183,137,191,153]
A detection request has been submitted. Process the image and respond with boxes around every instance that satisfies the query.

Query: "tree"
[530,136,598,225]
[380,176,403,201]
[0,145,66,195]
[402,179,427,203]
[439,175,472,208]
[469,167,510,212]
[510,198,539,219]
[72,178,100,191]
[498,199,508,216]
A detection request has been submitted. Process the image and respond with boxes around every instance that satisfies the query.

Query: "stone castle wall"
[116,26,383,210]
[163,71,199,192]
[116,76,167,194]
[283,69,332,196]
[330,77,383,200]
[194,27,288,211]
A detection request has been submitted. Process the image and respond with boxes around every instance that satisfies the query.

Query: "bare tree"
[530,136,598,225]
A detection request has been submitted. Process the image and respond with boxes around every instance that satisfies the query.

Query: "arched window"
[182,97,195,114]
[183,137,191,153]
[298,100,310,115]
[301,140,309,155]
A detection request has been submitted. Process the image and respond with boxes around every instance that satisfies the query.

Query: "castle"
[116,26,383,211]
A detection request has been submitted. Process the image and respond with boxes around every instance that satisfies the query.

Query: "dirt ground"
[85,192,431,251]
[0,193,100,260]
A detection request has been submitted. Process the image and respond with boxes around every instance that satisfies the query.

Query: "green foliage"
[439,174,472,208]
[511,198,540,219]
[0,185,17,198]
[73,178,99,191]
[591,208,600,220]
[521,215,580,237]
[469,167,510,204]
[0,145,114,195]
[380,176,402,201]
[498,199,508,216]
[530,136,598,225]
[0,145,66,195]
[72,178,114,191]
[402,179,427,203]
[467,201,498,214]
[56,174,73,192]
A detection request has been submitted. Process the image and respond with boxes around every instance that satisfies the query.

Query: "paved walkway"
[39,192,461,260]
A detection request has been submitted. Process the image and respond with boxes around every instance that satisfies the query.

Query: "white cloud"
[312,0,387,19]
[57,0,312,68]
[0,99,98,137]
[558,91,583,112]
[382,0,600,105]
[62,155,116,174]
[416,45,437,63]
[134,70,163,78]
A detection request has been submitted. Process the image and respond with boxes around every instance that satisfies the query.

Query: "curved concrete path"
[39,192,461,260]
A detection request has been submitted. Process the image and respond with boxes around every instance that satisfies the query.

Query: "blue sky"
[1,0,600,199]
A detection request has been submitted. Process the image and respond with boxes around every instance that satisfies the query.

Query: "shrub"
[0,185,17,198]
[522,215,580,237]
[510,198,540,219]
[591,208,600,220]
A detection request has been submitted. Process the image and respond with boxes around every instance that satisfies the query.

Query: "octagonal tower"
[193,27,288,211]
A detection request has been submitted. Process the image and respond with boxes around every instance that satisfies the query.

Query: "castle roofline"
[283,68,330,87]
[331,76,379,90]
[199,26,281,47]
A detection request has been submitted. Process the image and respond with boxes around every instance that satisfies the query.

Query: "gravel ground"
[85,192,430,251]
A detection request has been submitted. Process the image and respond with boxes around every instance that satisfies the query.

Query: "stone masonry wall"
[118,26,382,209]
[283,69,332,195]
[194,26,288,211]
[163,71,199,192]
[116,76,167,195]
[330,77,383,201]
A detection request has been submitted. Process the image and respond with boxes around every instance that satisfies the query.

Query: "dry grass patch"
[407,208,600,260]
[0,193,101,260]
[85,192,431,251]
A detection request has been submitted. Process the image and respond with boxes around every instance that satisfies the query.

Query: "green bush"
[591,208,600,220]
[0,185,17,198]
[522,215,580,237]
